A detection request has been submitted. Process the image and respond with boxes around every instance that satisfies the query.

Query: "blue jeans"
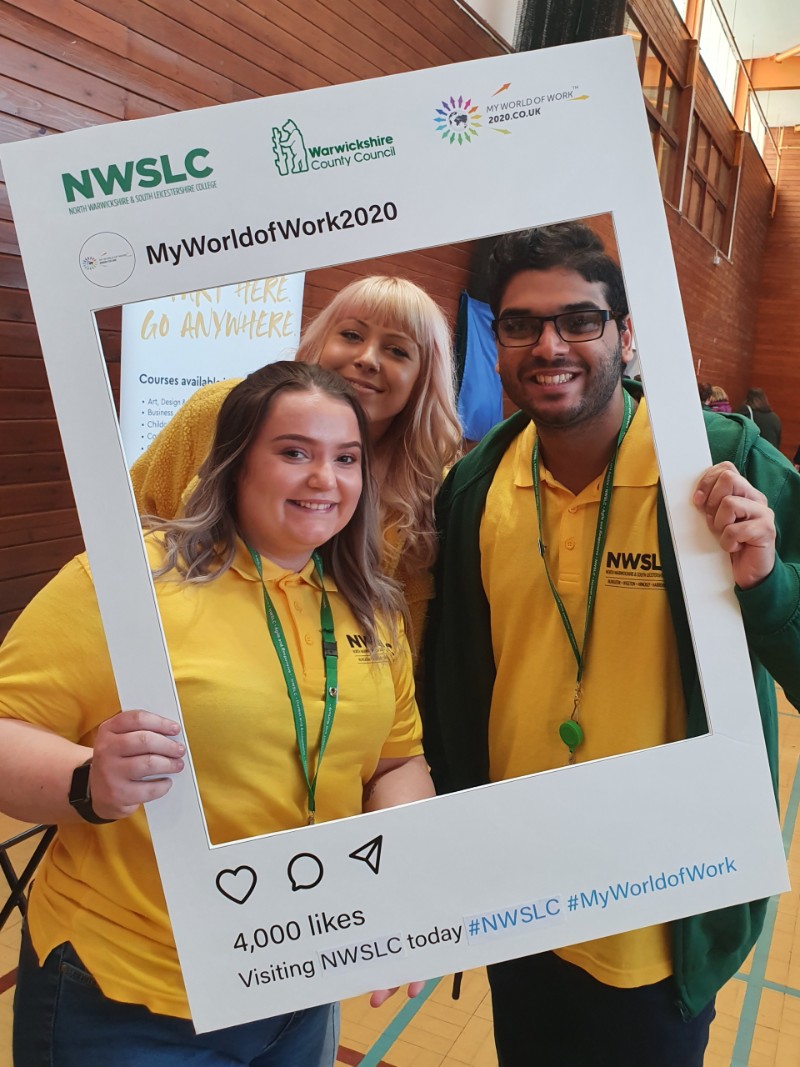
[14,925,339,1066]
[487,950,715,1067]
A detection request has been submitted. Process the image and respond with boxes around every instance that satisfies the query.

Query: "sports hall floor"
[1,690,798,1066]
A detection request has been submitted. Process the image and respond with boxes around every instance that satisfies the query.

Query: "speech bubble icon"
[287,852,324,891]
[215,865,257,905]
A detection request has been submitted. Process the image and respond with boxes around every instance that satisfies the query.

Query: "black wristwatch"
[68,758,116,824]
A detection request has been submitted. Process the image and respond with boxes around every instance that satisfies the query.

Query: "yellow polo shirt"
[0,538,422,1017]
[480,399,685,988]
[130,378,433,658]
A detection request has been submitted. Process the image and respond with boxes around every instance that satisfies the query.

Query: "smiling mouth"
[291,501,336,512]
[345,378,382,394]
[532,371,578,385]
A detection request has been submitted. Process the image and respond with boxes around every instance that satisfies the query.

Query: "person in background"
[707,385,732,413]
[0,362,433,1067]
[131,276,462,662]
[698,381,713,407]
[424,221,800,1067]
[738,387,782,449]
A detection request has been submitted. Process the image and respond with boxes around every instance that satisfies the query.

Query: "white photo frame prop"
[1,36,788,1033]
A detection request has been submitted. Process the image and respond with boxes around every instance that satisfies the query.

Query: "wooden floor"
[1,692,798,1066]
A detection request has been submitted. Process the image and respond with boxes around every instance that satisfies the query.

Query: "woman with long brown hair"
[0,362,432,1066]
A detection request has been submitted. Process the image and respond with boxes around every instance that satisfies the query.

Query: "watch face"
[68,760,114,824]
[69,760,92,805]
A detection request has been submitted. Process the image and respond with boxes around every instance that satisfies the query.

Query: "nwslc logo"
[434,95,482,145]
[272,119,309,175]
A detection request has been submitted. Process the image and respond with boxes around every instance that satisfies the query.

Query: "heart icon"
[215,865,257,905]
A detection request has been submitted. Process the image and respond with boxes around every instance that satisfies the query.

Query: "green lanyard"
[247,546,338,824]
[531,390,634,763]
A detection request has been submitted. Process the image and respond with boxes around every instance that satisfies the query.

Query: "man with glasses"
[425,221,800,1065]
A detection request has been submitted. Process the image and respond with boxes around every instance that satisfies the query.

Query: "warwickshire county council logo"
[272,119,309,175]
[434,95,482,144]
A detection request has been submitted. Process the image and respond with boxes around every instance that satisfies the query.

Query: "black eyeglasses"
[491,310,618,347]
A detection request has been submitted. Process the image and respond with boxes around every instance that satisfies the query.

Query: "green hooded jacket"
[424,386,800,1016]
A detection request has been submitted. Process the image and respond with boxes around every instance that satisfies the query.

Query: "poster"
[119,273,304,460]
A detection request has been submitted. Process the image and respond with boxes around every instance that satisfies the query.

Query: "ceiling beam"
[747,55,800,91]
[775,44,800,63]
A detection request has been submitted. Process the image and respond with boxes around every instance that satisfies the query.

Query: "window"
[624,11,682,205]
[685,115,731,246]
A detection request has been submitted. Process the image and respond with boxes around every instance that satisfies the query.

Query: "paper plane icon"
[349,834,383,875]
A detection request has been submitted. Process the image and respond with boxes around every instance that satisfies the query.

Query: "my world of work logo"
[435,83,588,141]
[270,118,397,175]
[61,148,213,204]
[78,232,136,288]
[433,95,482,144]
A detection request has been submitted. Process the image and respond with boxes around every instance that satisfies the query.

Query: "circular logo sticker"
[79,232,135,287]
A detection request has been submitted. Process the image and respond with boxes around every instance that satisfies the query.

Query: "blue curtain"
[456,292,502,441]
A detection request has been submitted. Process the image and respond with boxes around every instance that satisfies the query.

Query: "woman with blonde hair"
[707,385,731,413]
[131,275,462,657]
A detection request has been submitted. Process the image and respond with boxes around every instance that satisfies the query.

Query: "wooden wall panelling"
[0,508,81,548]
[79,0,320,96]
[0,534,85,582]
[0,113,52,146]
[1,452,69,487]
[3,288,34,324]
[4,0,233,107]
[631,0,690,76]
[134,0,346,92]
[322,0,472,70]
[6,0,247,105]
[0,355,50,388]
[1,569,65,634]
[1,38,135,120]
[0,322,42,357]
[8,0,129,55]
[0,251,25,288]
[187,0,359,88]
[320,0,444,74]
[0,481,78,518]
[398,0,500,58]
[232,0,384,83]
[694,63,737,155]
[0,73,114,136]
[0,420,65,456]
[0,0,502,637]
[0,217,17,256]
[0,182,12,219]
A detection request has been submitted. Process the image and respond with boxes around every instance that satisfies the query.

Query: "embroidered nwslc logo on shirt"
[345,634,393,664]
[604,550,664,590]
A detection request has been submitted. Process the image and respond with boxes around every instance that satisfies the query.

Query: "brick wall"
[749,128,800,458]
